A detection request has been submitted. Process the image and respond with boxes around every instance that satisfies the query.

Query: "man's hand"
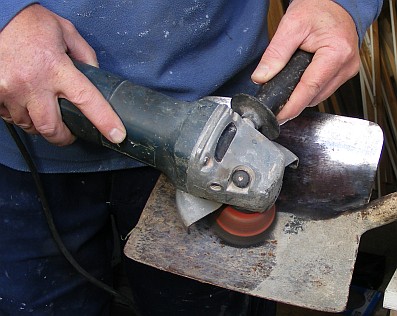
[0,4,126,145]
[252,0,360,124]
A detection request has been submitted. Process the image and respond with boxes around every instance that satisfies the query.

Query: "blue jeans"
[0,163,275,315]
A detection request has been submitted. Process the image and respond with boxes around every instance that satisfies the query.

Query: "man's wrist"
[331,0,383,45]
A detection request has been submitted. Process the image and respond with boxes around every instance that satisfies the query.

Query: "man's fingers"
[57,65,126,144]
[308,75,350,107]
[276,80,319,124]
[59,16,99,67]
[275,52,336,123]
[27,94,75,145]
[251,15,307,84]
[0,106,12,122]
[276,48,357,124]
[251,43,295,84]
[2,100,39,134]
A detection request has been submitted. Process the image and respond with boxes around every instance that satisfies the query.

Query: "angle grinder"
[60,50,312,247]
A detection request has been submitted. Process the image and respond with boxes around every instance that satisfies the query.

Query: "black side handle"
[231,49,313,140]
[255,49,313,115]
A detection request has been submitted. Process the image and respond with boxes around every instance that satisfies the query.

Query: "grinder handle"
[255,49,313,116]
[231,49,313,140]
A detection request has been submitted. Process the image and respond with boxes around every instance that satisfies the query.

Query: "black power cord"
[4,121,140,314]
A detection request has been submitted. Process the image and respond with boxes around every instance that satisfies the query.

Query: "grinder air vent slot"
[214,122,237,162]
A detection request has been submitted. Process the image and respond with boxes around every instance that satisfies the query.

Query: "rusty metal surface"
[125,176,397,312]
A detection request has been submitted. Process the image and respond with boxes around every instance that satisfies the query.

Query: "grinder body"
[60,62,290,213]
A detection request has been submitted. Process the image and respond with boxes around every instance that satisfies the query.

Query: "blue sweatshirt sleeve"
[333,0,383,45]
[1,1,39,30]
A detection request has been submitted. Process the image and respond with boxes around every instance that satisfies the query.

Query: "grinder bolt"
[232,170,250,188]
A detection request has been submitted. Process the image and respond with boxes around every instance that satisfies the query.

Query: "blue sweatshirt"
[0,0,383,173]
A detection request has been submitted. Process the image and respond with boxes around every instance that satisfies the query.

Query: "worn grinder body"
[60,62,290,214]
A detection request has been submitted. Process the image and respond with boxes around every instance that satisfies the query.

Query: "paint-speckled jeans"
[0,164,158,315]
